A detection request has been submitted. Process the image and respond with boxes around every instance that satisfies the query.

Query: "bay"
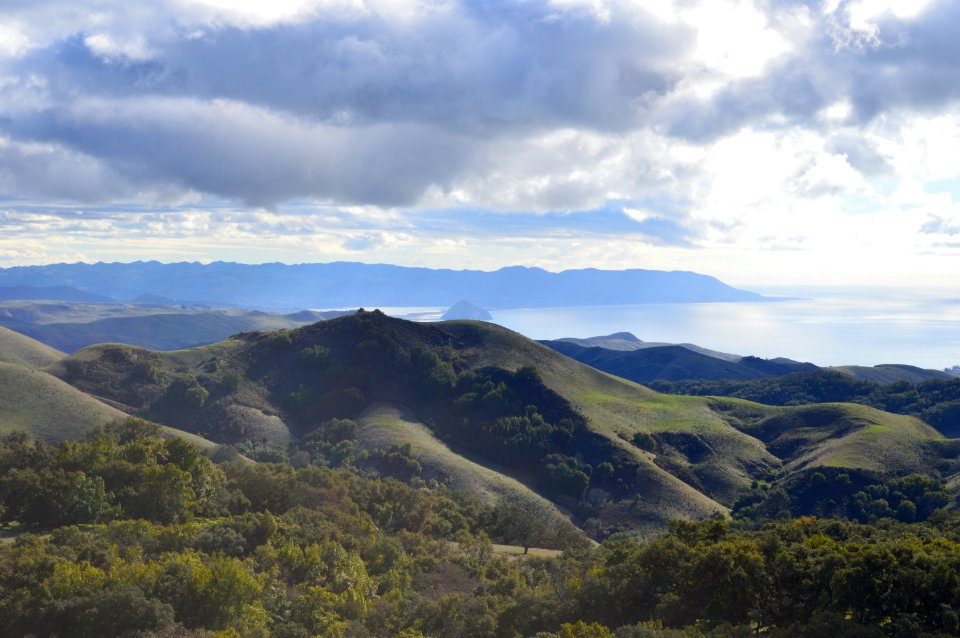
[367,287,960,370]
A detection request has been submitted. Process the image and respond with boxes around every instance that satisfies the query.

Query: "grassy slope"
[0,361,215,448]
[709,397,945,475]
[441,322,742,529]
[456,321,951,502]
[357,404,576,525]
[49,339,291,447]
[0,325,65,368]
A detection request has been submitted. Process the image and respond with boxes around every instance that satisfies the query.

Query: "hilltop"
[0,324,218,449]
[544,333,951,385]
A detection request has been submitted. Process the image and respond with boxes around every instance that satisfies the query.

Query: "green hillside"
[710,398,943,474]
[541,340,817,383]
[355,403,583,543]
[0,361,216,449]
[0,325,64,368]
[46,312,957,538]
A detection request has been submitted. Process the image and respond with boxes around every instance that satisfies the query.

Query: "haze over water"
[481,287,960,370]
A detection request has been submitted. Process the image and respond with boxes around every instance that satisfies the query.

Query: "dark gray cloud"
[0,0,693,207]
[7,97,476,207]
[0,138,136,202]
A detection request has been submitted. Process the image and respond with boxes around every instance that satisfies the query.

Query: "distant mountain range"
[0,261,766,310]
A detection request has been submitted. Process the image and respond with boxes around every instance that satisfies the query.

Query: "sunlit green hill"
[0,325,64,368]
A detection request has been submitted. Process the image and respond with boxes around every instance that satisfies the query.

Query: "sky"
[1,0,959,287]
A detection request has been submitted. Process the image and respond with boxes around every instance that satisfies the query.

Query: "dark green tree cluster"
[733,469,952,524]
[0,420,227,526]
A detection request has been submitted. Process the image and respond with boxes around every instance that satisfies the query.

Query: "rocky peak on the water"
[441,299,493,321]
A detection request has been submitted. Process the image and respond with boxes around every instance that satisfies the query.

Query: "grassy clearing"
[490,544,563,558]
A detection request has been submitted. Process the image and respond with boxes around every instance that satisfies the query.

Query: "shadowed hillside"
[542,340,817,382]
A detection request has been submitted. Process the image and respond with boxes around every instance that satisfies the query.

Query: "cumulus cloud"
[662,0,960,140]
[0,0,702,208]
[0,137,139,202]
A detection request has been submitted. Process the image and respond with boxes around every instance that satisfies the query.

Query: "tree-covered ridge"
[651,371,960,437]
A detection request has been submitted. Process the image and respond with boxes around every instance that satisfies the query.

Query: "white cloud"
[83,33,156,62]
[683,0,792,78]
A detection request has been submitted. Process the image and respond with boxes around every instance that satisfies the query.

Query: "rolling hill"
[0,325,65,368]
[547,334,951,385]
[0,322,220,450]
[43,311,956,538]
[828,364,955,384]
[552,332,742,360]
[0,284,112,303]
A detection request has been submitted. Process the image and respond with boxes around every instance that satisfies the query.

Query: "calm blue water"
[377,287,960,370]
[485,287,960,370]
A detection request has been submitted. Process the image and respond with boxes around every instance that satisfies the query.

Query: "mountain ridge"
[0,261,766,310]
